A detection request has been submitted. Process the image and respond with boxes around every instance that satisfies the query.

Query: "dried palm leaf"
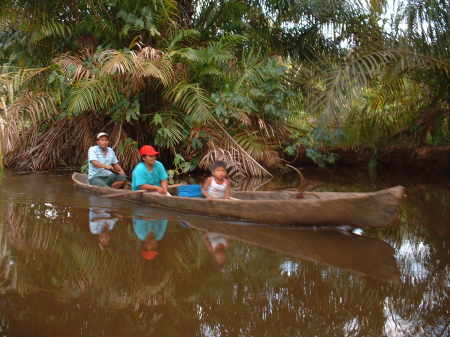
[54,53,93,81]
[110,124,141,173]
[199,133,272,178]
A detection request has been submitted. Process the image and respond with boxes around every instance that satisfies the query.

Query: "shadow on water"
[0,170,448,337]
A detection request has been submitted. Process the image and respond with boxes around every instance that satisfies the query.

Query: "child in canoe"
[202,161,232,199]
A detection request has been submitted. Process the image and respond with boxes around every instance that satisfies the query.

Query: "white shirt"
[207,178,228,199]
[88,145,119,179]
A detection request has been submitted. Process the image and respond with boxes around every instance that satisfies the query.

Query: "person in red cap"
[131,145,168,194]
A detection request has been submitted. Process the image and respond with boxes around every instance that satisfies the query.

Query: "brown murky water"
[0,169,448,337]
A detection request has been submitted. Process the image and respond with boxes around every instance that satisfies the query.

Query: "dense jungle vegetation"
[0,0,448,176]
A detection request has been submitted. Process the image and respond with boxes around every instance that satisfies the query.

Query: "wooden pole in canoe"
[102,184,183,198]
[103,189,147,198]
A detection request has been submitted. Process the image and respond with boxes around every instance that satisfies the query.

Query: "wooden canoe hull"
[72,173,404,227]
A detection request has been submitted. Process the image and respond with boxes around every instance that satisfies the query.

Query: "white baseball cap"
[96,132,109,139]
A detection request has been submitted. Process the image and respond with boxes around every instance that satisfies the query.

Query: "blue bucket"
[177,184,203,198]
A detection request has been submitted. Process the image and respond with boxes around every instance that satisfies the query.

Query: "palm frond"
[8,92,58,126]
[234,130,282,168]
[165,81,212,122]
[199,133,272,178]
[152,112,186,148]
[111,126,140,173]
[54,54,93,81]
[66,78,120,116]
[308,48,450,124]
[167,29,201,51]
[98,49,138,76]
[30,20,72,44]
[97,47,174,87]
[0,66,49,93]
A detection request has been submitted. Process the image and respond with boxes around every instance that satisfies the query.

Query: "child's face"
[213,250,226,265]
[213,167,227,179]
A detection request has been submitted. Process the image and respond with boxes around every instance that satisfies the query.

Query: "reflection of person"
[202,161,231,199]
[88,132,127,188]
[89,208,118,248]
[203,232,229,266]
[131,145,168,195]
[133,214,168,260]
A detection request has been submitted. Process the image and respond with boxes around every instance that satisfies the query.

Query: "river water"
[0,169,448,337]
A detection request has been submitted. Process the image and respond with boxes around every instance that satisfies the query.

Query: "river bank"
[293,145,450,174]
[3,145,450,182]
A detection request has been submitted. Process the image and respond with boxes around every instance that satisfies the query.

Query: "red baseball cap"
[141,250,159,260]
[139,145,159,156]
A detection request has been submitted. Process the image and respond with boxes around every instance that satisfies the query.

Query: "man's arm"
[202,177,212,199]
[160,180,168,194]
[112,163,126,176]
[91,160,114,171]
[110,150,125,175]
[138,184,164,193]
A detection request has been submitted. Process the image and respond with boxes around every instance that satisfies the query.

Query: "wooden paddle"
[102,184,183,198]
[103,189,147,198]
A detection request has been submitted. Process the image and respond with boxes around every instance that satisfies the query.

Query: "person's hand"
[157,187,166,194]
[105,165,114,171]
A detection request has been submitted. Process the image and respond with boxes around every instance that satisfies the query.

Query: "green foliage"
[118,6,161,38]
[285,127,340,167]
[305,148,338,167]
[152,111,186,148]
[1,0,450,173]
[66,77,120,116]
[80,161,88,173]
[109,96,140,123]
[116,137,138,155]
[212,57,294,126]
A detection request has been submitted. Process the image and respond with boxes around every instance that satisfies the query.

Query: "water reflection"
[203,232,230,266]
[0,172,448,337]
[186,220,400,282]
[132,209,168,261]
[89,208,118,248]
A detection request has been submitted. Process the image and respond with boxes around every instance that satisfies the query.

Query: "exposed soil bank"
[293,146,450,174]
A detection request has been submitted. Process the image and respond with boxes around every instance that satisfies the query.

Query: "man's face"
[143,155,157,165]
[97,136,109,148]
[99,231,111,246]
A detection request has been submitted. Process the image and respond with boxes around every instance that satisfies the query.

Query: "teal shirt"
[133,218,168,241]
[131,161,168,191]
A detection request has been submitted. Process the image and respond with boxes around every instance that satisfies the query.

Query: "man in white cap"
[88,132,127,188]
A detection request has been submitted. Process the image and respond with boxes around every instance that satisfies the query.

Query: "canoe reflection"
[185,221,400,282]
[133,210,168,261]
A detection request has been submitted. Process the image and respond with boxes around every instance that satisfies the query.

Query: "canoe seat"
[177,184,203,198]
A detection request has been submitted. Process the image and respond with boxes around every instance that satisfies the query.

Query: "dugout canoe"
[72,173,404,227]
[183,220,400,282]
